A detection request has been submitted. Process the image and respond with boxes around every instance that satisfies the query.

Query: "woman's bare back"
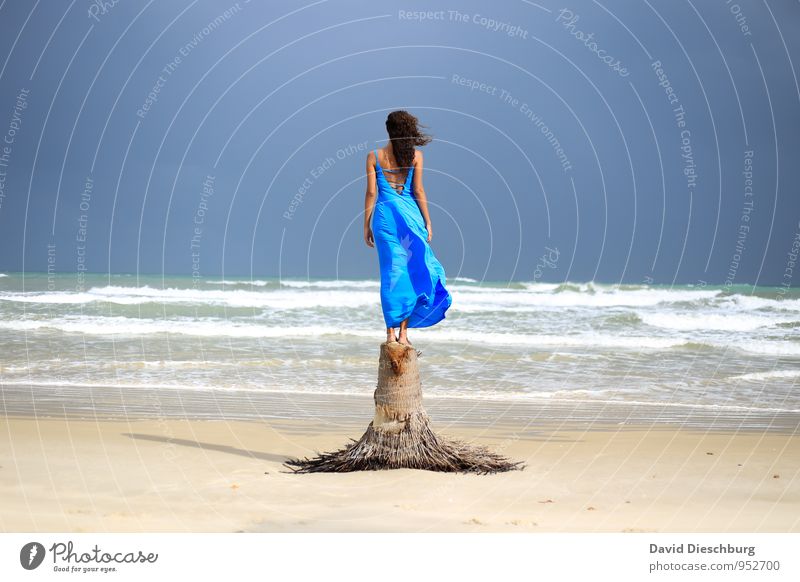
[376,146,415,194]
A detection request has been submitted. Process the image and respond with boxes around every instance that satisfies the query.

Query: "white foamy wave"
[641,312,796,332]
[452,276,478,283]
[520,282,562,292]
[205,278,382,289]
[451,287,719,309]
[446,285,518,295]
[0,291,101,304]
[205,279,271,286]
[0,317,383,339]
[0,285,379,309]
[723,295,800,312]
[279,279,380,289]
[730,369,800,382]
[0,315,692,350]
[724,340,800,357]
[416,328,689,350]
[558,282,597,293]
[0,274,8,277]
[0,363,29,372]
[0,281,726,311]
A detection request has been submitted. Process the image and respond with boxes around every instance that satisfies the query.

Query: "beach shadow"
[121,432,289,463]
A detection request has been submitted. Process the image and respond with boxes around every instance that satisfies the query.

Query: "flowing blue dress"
[371,149,452,328]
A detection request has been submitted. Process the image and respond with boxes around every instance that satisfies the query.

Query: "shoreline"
[3,383,799,433]
[1,414,798,532]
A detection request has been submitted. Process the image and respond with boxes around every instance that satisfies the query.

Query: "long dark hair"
[385,110,432,170]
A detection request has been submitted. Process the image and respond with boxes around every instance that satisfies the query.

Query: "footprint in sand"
[464,517,485,525]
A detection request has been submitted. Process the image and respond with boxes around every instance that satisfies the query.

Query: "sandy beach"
[2,410,798,533]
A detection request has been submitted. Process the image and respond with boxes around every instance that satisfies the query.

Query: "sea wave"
[0,318,381,338]
[0,282,726,310]
[553,282,597,293]
[279,279,380,289]
[722,340,800,357]
[0,316,692,351]
[520,282,562,292]
[0,286,379,309]
[722,294,800,312]
[205,279,272,287]
[421,329,694,350]
[451,287,721,310]
[5,314,796,357]
[641,312,798,332]
[730,369,800,382]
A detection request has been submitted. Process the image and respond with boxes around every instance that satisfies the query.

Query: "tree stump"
[284,342,524,474]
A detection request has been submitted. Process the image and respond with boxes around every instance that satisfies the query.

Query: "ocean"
[1,272,798,425]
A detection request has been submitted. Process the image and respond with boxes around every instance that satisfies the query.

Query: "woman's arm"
[364,150,377,247]
[411,150,433,242]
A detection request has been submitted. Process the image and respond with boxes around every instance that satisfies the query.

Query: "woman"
[363,110,452,346]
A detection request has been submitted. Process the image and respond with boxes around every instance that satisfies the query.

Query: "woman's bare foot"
[398,318,411,346]
[386,328,398,343]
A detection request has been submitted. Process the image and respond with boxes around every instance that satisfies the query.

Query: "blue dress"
[371,148,452,328]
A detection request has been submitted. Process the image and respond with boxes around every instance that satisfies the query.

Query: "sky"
[0,0,798,285]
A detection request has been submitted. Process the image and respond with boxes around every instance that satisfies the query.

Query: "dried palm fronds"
[284,342,523,474]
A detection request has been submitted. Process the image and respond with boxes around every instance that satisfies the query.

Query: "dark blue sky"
[0,0,798,285]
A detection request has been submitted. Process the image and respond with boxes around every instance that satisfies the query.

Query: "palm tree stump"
[284,341,523,474]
